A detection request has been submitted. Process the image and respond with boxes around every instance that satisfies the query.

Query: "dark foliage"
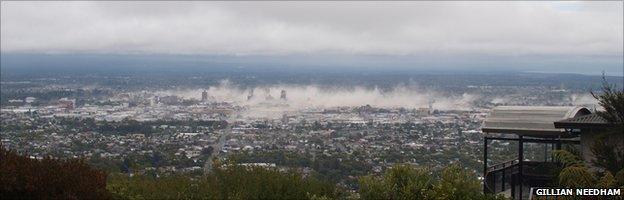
[591,74,624,127]
[0,145,110,200]
[590,75,624,175]
[591,134,624,175]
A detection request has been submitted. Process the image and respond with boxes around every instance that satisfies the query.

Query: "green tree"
[552,150,582,168]
[434,164,484,200]
[558,165,595,188]
[591,75,624,127]
[590,75,624,175]
[590,136,624,175]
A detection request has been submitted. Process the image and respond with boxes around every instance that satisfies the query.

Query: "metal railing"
[487,159,519,173]
[485,160,558,195]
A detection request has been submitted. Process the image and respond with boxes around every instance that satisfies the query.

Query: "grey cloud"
[1,1,622,57]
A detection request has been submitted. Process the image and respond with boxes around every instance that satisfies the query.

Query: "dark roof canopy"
[554,113,613,129]
[482,106,591,137]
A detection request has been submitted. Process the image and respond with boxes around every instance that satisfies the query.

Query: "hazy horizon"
[1,53,622,76]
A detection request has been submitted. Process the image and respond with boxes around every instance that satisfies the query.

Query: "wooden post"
[501,167,505,192]
[551,143,555,162]
[518,135,524,200]
[483,137,488,193]
[511,174,516,199]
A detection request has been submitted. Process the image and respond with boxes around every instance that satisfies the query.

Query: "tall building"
[265,88,273,100]
[428,99,434,115]
[202,90,208,101]
[280,90,287,100]
[247,88,254,100]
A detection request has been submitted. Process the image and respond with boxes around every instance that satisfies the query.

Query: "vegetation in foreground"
[2,144,502,199]
[0,145,110,199]
[358,164,505,200]
[107,163,339,200]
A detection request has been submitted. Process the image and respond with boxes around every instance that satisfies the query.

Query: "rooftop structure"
[482,106,591,199]
[482,106,591,137]
[58,98,76,110]
[554,113,611,129]
[554,113,622,174]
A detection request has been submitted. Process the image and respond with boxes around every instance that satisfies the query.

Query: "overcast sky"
[1,1,623,74]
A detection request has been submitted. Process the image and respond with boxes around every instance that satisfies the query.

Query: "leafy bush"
[358,164,504,200]
[0,145,110,199]
[558,165,596,188]
[107,174,201,200]
[553,150,624,189]
[552,150,582,168]
[590,134,624,175]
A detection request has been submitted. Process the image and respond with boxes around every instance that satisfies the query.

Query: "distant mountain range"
[2,53,622,76]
